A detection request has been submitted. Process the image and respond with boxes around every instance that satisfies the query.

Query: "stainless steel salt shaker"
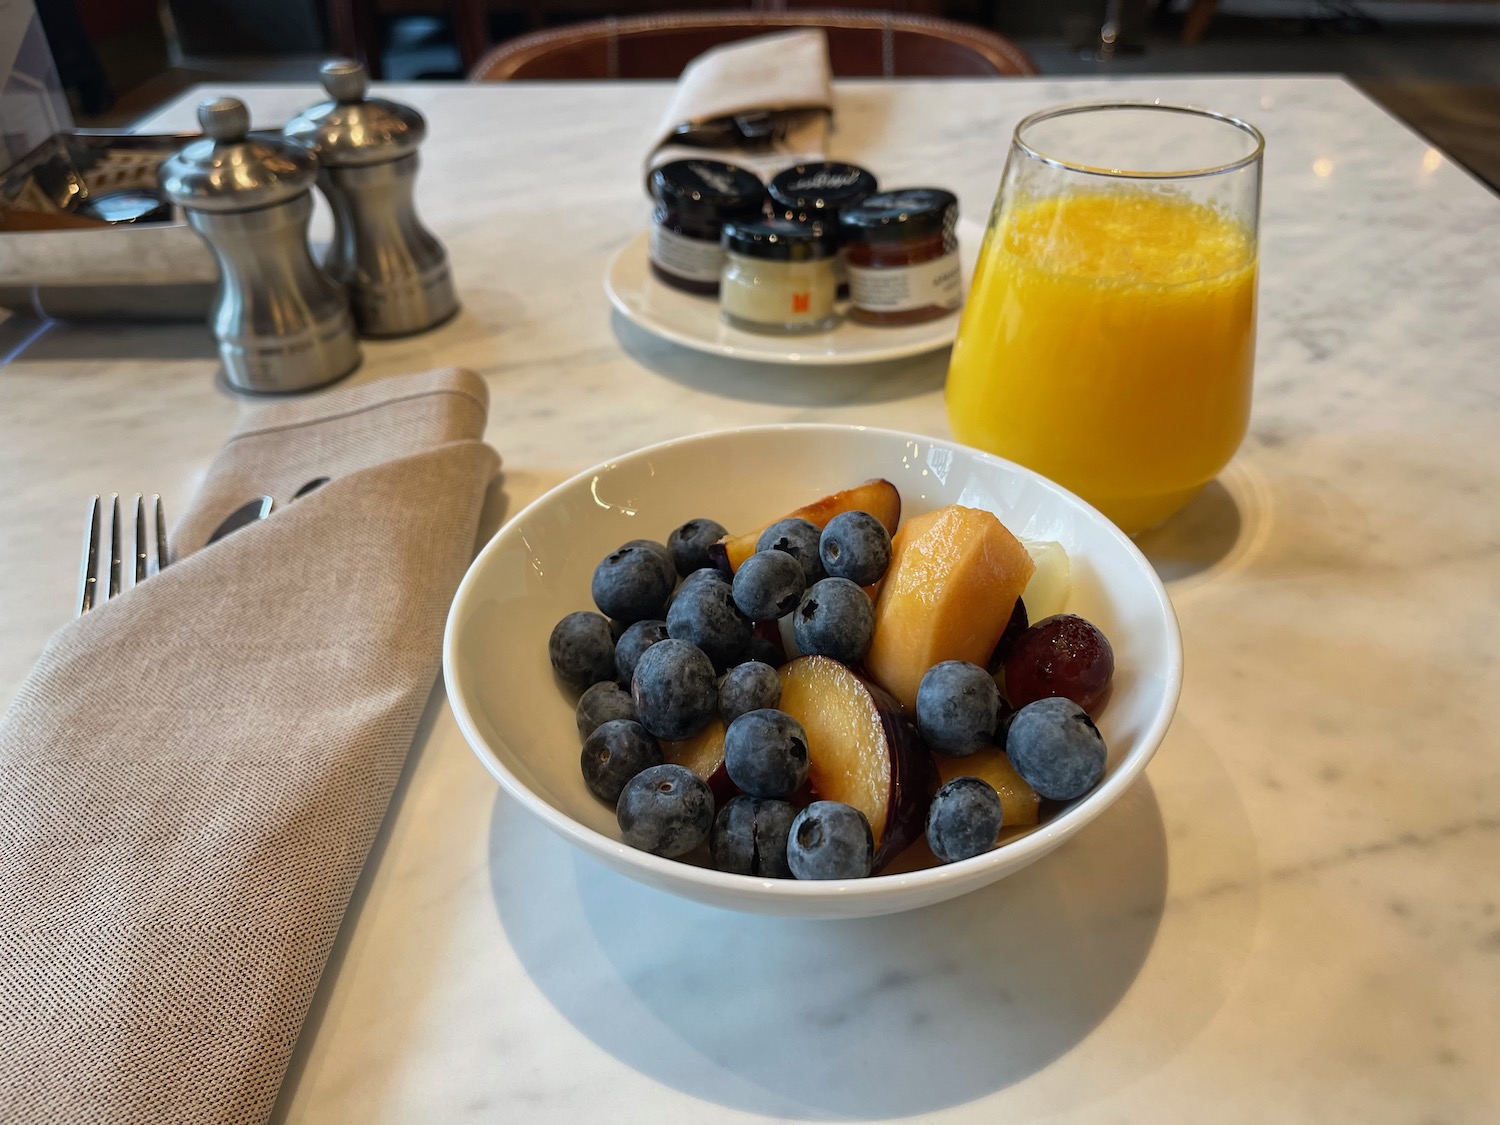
[159,97,361,393]
[284,59,458,337]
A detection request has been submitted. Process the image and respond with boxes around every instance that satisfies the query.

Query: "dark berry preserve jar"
[768,162,878,297]
[839,189,962,326]
[649,159,766,296]
[766,162,878,224]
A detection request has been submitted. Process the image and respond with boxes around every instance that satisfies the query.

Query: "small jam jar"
[840,188,963,326]
[768,162,877,296]
[767,161,878,223]
[649,159,766,296]
[720,218,839,335]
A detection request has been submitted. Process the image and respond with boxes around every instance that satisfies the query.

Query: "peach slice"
[661,718,736,804]
[778,656,937,872]
[935,748,1040,828]
[864,505,1035,711]
[710,479,901,574]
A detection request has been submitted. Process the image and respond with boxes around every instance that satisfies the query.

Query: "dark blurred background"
[28,0,1500,189]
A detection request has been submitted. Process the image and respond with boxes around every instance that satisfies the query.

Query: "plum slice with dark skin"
[661,717,738,805]
[777,655,938,873]
[706,479,902,576]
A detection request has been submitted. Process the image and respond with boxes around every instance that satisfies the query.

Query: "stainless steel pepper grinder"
[284,59,459,337]
[159,97,361,393]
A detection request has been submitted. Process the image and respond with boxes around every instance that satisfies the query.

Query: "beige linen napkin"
[646,28,833,184]
[0,367,498,1124]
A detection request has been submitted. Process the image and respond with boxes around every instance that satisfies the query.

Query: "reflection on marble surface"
[4,76,1500,1124]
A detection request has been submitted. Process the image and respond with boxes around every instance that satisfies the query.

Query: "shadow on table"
[612,311,948,407]
[1134,478,1243,583]
[489,778,1168,1119]
[0,314,218,366]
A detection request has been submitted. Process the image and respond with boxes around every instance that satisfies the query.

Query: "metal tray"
[0,130,216,320]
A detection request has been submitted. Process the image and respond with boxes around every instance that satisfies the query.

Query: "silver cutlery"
[75,481,326,615]
[205,495,273,545]
[77,493,167,616]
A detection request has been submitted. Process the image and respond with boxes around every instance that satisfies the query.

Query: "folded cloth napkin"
[645,28,833,185]
[0,368,498,1124]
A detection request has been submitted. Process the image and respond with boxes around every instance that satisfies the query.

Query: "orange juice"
[946,191,1257,533]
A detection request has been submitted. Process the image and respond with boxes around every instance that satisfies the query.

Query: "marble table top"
[2,75,1498,1124]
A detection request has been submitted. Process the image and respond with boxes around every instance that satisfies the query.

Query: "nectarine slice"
[864,505,1035,711]
[935,749,1040,828]
[778,656,937,872]
[711,479,901,574]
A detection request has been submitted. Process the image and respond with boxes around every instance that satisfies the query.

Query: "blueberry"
[681,566,730,587]
[731,550,806,620]
[548,611,615,692]
[617,763,715,857]
[630,638,718,741]
[614,618,668,686]
[592,544,674,624]
[744,634,787,668]
[786,801,873,880]
[718,661,782,723]
[664,566,729,617]
[793,577,874,665]
[756,518,825,583]
[818,511,891,586]
[710,796,797,877]
[667,518,728,577]
[666,573,751,671]
[1005,696,1107,801]
[995,699,1016,748]
[622,538,676,586]
[576,680,637,739]
[580,719,661,804]
[926,776,1003,863]
[916,660,999,757]
[724,708,809,799]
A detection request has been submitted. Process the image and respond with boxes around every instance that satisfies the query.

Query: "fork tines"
[77,493,168,617]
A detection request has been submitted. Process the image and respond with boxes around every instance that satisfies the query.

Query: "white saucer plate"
[604,219,984,366]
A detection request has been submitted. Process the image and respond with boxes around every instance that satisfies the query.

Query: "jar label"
[847,252,962,312]
[649,225,724,285]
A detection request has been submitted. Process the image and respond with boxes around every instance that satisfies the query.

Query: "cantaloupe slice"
[864,505,1034,711]
[711,479,900,574]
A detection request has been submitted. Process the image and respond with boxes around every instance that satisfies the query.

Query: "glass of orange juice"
[946,103,1264,534]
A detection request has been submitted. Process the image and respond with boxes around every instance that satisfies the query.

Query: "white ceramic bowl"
[444,425,1182,919]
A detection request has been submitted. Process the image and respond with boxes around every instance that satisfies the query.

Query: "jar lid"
[651,159,765,218]
[158,97,318,212]
[767,162,878,219]
[722,217,837,262]
[282,58,427,166]
[839,188,959,243]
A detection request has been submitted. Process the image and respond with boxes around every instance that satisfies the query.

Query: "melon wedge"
[864,505,1035,711]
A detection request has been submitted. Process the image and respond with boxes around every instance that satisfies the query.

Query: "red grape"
[1002,614,1114,714]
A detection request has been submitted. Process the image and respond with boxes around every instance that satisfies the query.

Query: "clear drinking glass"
[945,103,1264,534]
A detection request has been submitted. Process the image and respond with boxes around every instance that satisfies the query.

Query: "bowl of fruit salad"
[444,424,1181,919]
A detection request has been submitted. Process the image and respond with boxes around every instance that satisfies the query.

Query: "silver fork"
[77,494,168,616]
